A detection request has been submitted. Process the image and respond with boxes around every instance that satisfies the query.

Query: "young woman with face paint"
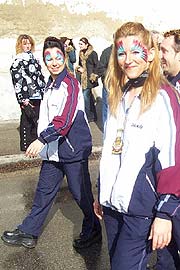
[2,37,102,250]
[94,22,180,270]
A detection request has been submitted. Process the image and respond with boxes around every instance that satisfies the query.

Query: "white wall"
[0,36,109,121]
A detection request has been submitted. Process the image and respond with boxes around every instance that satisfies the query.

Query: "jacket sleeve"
[67,49,76,64]
[38,77,79,144]
[10,59,29,104]
[155,86,180,219]
[97,48,110,80]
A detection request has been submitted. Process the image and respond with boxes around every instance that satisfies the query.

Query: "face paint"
[56,50,64,64]
[131,40,148,62]
[44,51,52,64]
[116,40,125,60]
[44,49,64,65]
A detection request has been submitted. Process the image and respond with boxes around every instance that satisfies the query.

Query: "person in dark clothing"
[97,44,113,129]
[76,37,99,122]
[1,37,101,250]
[10,34,46,151]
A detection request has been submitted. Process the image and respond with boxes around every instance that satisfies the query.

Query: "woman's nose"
[125,52,133,64]
[52,59,57,66]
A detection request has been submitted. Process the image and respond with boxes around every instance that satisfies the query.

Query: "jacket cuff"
[156,212,171,220]
[37,136,46,144]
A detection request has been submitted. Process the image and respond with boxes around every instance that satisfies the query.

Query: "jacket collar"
[167,71,180,86]
[46,68,67,89]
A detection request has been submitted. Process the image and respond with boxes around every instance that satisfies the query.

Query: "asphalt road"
[0,159,111,270]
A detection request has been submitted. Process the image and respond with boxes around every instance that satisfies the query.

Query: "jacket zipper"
[65,136,75,152]
[145,174,158,199]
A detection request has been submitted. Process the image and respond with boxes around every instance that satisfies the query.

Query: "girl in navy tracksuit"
[94,22,180,270]
[2,37,101,250]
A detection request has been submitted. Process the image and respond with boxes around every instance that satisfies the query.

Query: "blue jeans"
[102,86,108,130]
[83,88,96,121]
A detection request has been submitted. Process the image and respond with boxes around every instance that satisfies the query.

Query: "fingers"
[25,140,43,158]
[152,232,171,250]
[93,201,103,220]
[148,228,153,240]
[150,218,172,251]
[25,146,38,158]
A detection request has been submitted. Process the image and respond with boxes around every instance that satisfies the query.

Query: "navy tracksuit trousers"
[18,159,101,237]
[103,207,180,270]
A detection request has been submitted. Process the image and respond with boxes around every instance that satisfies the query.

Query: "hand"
[148,217,172,250]
[93,200,103,220]
[77,66,84,73]
[25,139,44,158]
[23,99,30,106]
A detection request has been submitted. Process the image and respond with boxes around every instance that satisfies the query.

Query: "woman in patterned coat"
[10,34,46,151]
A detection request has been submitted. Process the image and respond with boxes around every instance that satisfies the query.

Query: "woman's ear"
[148,47,155,62]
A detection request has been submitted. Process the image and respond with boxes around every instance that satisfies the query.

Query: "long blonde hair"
[105,22,163,116]
[16,34,35,54]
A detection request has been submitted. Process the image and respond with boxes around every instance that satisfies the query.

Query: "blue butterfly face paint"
[131,40,148,62]
[44,47,65,80]
[44,49,64,65]
[116,39,148,62]
[117,40,125,60]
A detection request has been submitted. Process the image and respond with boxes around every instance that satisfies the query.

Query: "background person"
[76,37,99,122]
[2,37,102,250]
[97,43,113,129]
[60,36,76,76]
[10,34,46,151]
[160,29,180,92]
[154,29,180,270]
[94,22,180,270]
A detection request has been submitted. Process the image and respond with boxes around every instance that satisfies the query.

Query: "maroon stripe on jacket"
[52,76,79,136]
[157,85,180,196]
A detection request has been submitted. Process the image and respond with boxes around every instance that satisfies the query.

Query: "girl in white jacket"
[94,22,180,270]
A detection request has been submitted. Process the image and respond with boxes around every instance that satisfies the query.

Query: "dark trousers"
[83,88,97,122]
[18,159,101,237]
[103,207,178,270]
[19,100,40,151]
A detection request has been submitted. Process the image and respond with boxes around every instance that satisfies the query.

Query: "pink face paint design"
[44,49,65,65]
[116,40,125,60]
[56,50,64,64]
[44,51,51,64]
[131,40,148,62]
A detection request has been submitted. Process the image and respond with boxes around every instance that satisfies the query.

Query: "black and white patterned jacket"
[10,51,46,104]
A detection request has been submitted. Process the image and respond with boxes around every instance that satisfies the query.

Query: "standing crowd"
[1,23,180,270]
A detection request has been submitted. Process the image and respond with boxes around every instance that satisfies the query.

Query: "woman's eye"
[45,55,52,63]
[117,52,125,58]
[132,50,140,55]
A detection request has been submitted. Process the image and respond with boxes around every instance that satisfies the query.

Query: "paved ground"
[0,117,157,269]
[0,160,111,270]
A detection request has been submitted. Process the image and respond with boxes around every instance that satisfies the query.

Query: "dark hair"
[79,37,91,46]
[43,36,65,62]
[164,29,180,52]
[60,36,76,49]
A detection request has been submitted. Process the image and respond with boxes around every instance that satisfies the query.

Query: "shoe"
[73,230,102,249]
[1,229,37,248]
